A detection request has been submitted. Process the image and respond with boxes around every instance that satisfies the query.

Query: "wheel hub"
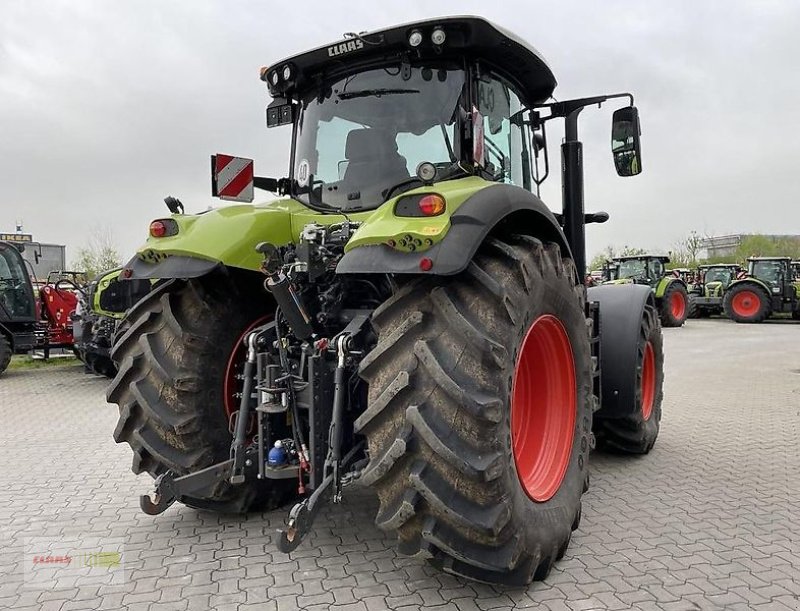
[731,290,760,317]
[641,341,655,421]
[511,314,576,503]
[670,291,686,320]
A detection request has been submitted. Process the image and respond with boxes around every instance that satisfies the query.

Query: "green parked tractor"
[107,17,665,584]
[604,255,689,326]
[688,263,741,318]
[723,256,800,323]
[73,268,155,376]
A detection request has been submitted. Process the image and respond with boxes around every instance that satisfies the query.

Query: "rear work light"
[149,219,179,238]
[394,193,446,217]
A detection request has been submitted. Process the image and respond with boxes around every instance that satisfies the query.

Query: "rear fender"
[337,183,570,275]
[587,284,655,420]
[655,276,685,298]
[727,277,771,295]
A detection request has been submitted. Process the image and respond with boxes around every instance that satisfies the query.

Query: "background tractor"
[604,255,689,326]
[0,241,38,375]
[73,268,154,376]
[107,17,664,585]
[723,256,800,323]
[688,263,741,318]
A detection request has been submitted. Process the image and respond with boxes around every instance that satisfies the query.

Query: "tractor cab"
[0,242,36,322]
[699,264,740,289]
[259,18,559,212]
[612,255,669,287]
[0,241,38,373]
[747,257,795,300]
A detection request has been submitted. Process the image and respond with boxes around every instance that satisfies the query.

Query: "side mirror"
[611,106,642,177]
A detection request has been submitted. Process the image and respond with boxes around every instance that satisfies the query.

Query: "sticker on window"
[297,159,310,187]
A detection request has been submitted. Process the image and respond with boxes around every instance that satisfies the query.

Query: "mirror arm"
[253,177,291,195]
[542,92,635,120]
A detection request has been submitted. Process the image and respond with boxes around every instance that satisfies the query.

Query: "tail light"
[394,193,445,217]
[149,219,179,238]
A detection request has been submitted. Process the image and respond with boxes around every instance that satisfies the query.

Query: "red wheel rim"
[511,315,576,503]
[670,291,686,320]
[641,342,655,421]
[223,316,271,422]
[731,290,760,317]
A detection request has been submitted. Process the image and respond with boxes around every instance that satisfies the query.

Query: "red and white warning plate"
[211,154,254,202]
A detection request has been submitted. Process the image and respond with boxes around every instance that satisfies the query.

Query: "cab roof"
[613,254,670,263]
[747,256,791,262]
[698,263,740,269]
[263,16,557,106]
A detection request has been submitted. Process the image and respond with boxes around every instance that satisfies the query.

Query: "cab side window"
[476,75,529,189]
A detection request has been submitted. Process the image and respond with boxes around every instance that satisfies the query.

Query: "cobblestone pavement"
[1,318,799,610]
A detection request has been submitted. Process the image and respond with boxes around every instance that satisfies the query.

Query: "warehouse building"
[701,234,800,258]
[0,232,66,281]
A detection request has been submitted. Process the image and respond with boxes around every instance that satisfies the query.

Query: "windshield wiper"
[337,88,419,100]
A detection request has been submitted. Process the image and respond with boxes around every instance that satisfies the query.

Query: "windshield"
[293,64,465,211]
[0,245,35,319]
[751,260,784,284]
[704,268,733,286]
[617,259,647,280]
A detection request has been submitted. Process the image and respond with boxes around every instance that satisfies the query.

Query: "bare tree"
[71,226,122,279]
[684,231,703,265]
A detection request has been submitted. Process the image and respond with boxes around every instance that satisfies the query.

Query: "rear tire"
[106,275,296,513]
[723,283,771,323]
[357,236,593,585]
[659,282,688,327]
[0,334,11,375]
[594,303,663,453]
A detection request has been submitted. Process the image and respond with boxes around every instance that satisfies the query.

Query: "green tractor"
[0,241,38,375]
[107,17,665,584]
[604,255,689,326]
[688,263,741,318]
[73,268,155,376]
[723,256,800,323]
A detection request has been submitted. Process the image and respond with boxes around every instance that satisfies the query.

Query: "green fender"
[727,277,771,294]
[123,176,569,280]
[654,276,686,298]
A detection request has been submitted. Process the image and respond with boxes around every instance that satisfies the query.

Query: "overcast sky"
[2,0,799,264]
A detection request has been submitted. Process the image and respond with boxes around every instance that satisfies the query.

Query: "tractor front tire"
[107,276,296,513]
[687,294,699,319]
[724,284,771,323]
[659,282,688,327]
[593,303,663,453]
[0,334,11,375]
[357,237,593,585]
